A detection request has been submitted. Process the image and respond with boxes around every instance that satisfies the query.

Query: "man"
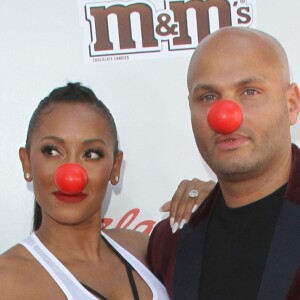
[147,27,300,299]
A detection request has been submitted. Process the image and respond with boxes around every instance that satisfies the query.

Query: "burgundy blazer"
[147,144,300,300]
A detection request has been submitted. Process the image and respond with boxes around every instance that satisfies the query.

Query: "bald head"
[187,27,290,93]
[187,26,300,186]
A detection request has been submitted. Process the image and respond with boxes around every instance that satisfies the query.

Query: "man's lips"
[53,191,87,203]
[215,133,248,149]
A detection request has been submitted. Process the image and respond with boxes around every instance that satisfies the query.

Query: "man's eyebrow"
[191,83,216,94]
[191,77,266,94]
[235,77,266,86]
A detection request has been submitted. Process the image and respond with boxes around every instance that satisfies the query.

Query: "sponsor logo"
[102,208,156,234]
[82,0,256,61]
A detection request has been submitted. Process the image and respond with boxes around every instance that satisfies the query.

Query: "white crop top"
[20,232,169,300]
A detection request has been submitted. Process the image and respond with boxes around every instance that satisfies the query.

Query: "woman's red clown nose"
[54,163,88,195]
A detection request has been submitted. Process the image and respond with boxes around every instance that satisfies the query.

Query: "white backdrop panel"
[1,1,300,252]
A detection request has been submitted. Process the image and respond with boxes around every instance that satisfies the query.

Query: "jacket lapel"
[173,218,209,300]
[172,185,221,300]
[258,200,300,299]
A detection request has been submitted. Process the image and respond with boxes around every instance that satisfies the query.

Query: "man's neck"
[218,151,292,208]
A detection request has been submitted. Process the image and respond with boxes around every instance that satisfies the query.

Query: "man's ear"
[287,83,300,125]
[110,150,123,185]
[19,147,32,182]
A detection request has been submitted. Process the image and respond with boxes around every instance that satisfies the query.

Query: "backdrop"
[1,0,300,252]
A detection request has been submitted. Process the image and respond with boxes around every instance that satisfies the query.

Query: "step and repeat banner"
[78,0,256,62]
[1,0,300,252]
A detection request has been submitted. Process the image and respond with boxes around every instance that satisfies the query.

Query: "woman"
[0,83,214,299]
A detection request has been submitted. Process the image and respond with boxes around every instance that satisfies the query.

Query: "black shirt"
[199,184,286,300]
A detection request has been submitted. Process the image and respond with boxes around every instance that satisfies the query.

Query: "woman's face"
[20,102,122,227]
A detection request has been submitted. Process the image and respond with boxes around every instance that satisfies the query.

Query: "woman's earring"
[111,175,119,185]
[25,173,31,179]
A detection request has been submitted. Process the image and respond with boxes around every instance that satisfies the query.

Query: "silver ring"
[188,189,199,198]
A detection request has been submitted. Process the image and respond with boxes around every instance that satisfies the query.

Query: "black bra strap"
[125,262,140,300]
[81,235,140,300]
[80,282,108,300]
[102,235,140,300]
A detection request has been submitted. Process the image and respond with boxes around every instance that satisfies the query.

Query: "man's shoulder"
[150,217,180,247]
[148,217,181,264]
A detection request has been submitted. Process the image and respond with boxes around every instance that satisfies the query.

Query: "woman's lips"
[53,191,87,203]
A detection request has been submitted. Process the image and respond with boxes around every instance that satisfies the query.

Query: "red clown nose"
[207,100,243,134]
[54,163,88,195]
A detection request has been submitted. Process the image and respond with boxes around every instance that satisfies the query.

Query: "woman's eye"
[41,145,60,157]
[84,149,104,160]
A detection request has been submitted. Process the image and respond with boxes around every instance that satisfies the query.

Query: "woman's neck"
[35,215,105,262]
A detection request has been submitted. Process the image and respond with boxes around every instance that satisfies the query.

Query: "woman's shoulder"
[0,244,67,299]
[0,243,36,277]
[103,229,149,265]
[0,244,36,296]
[0,243,31,268]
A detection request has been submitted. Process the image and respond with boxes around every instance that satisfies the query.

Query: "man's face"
[188,31,296,182]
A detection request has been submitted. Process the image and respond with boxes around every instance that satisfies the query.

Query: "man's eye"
[200,94,217,102]
[245,89,258,96]
[41,145,60,156]
[84,149,104,160]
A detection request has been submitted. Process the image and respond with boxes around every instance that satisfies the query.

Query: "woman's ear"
[19,147,32,182]
[110,150,123,185]
[287,83,300,125]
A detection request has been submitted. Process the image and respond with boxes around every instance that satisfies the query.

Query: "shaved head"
[187,26,299,188]
[188,27,290,93]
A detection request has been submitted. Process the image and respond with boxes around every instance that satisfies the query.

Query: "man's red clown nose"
[207,100,243,134]
[54,163,88,195]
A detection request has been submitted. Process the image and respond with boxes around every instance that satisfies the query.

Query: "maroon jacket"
[147,144,300,300]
